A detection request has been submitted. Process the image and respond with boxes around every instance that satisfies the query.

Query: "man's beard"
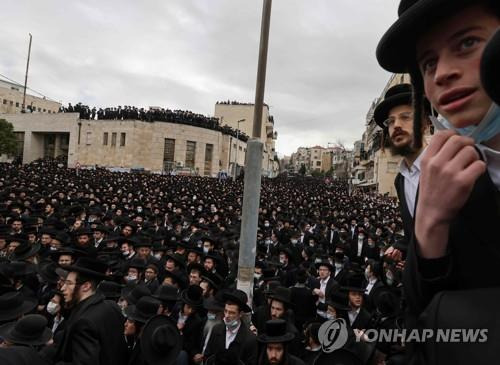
[389,138,415,157]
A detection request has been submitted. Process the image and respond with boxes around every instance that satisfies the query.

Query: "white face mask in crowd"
[46,301,60,315]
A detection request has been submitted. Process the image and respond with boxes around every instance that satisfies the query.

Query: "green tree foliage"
[0,119,18,156]
[299,164,306,175]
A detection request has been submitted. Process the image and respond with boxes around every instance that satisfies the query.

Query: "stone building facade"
[2,113,248,177]
[0,79,60,114]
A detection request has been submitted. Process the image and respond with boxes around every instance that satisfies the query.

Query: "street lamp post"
[234,118,246,178]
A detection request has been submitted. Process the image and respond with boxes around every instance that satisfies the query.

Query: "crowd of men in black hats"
[0,156,410,364]
[59,103,249,142]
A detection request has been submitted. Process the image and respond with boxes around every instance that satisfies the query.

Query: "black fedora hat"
[75,227,93,236]
[201,271,223,290]
[222,289,251,313]
[203,294,225,312]
[340,274,366,293]
[376,0,478,73]
[205,349,245,365]
[267,286,292,307]
[180,285,203,307]
[65,257,108,280]
[10,242,41,261]
[97,280,124,300]
[37,261,60,284]
[164,253,186,269]
[0,314,52,346]
[0,291,37,321]
[124,296,161,324]
[128,257,147,271]
[152,284,179,302]
[315,258,334,272]
[141,315,181,365]
[481,29,500,105]
[123,284,152,305]
[326,291,351,312]
[373,84,413,129]
[257,319,295,343]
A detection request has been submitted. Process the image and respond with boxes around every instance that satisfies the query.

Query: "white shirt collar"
[399,148,425,176]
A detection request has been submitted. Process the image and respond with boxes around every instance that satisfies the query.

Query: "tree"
[0,119,17,156]
[299,164,306,176]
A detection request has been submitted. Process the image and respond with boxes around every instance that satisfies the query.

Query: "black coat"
[290,285,317,329]
[52,293,128,365]
[0,346,50,365]
[180,313,204,358]
[204,322,258,365]
[394,172,415,254]
[350,307,372,330]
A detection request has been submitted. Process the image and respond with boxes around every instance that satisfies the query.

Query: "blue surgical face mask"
[430,103,500,144]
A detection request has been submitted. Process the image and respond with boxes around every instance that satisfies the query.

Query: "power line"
[0,72,59,103]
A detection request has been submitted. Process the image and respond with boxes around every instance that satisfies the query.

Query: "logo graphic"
[318,318,349,353]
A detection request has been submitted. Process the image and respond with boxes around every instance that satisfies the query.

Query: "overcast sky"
[1,0,399,156]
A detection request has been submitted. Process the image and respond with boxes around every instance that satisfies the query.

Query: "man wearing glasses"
[373,83,430,259]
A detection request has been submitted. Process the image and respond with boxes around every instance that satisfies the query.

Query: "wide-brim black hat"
[65,257,108,280]
[481,29,500,105]
[180,285,203,307]
[141,315,182,365]
[326,291,351,312]
[152,284,179,302]
[203,296,225,312]
[0,314,52,346]
[124,296,160,324]
[257,319,295,343]
[10,242,41,261]
[340,274,366,293]
[164,253,186,269]
[223,289,251,313]
[97,280,124,299]
[267,286,292,307]
[0,291,38,321]
[37,261,60,284]
[376,0,476,73]
[373,84,413,129]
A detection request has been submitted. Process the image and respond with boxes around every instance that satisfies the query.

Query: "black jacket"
[52,293,128,365]
[394,172,415,256]
[204,322,258,365]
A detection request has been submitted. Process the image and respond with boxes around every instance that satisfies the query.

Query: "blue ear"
[481,29,500,105]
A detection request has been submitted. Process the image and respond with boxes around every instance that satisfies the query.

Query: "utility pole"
[22,33,33,113]
[234,118,246,178]
[237,0,272,303]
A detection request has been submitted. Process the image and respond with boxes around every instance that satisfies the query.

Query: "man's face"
[224,303,241,322]
[11,221,22,232]
[417,5,500,128]
[204,258,215,271]
[94,231,104,240]
[189,270,202,286]
[165,259,176,271]
[187,252,198,264]
[138,247,150,258]
[270,300,285,320]
[41,234,52,246]
[266,343,285,365]
[61,272,79,304]
[318,266,330,280]
[77,235,90,246]
[58,255,73,267]
[349,291,363,309]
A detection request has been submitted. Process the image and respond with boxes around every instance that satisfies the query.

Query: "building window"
[15,102,19,107]
[85,132,92,145]
[239,146,242,151]
[111,132,117,147]
[163,138,176,171]
[9,101,13,106]
[185,141,196,168]
[103,132,108,146]
[38,107,41,112]
[43,109,46,112]
[204,144,213,176]
[120,133,126,146]
[2,99,6,105]
[316,161,321,166]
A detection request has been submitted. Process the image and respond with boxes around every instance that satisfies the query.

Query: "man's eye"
[421,58,437,74]
[459,37,479,51]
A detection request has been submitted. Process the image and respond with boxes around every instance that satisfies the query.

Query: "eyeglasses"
[383,111,413,128]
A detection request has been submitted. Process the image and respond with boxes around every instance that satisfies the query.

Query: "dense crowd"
[59,103,249,142]
[0,158,407,364]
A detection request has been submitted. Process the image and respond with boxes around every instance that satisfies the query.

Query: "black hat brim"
[257,332,295,344]
[0,322,52,346]
[64,265,107,280]
[124,305,151,324]
[376,0,475,73]
[222,292,251,313]
[0,297,37,322]
[373,93,412,129]
[141,315,182,365]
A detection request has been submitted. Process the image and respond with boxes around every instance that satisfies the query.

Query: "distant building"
[214,101,279,177]
[0,78,60,114]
